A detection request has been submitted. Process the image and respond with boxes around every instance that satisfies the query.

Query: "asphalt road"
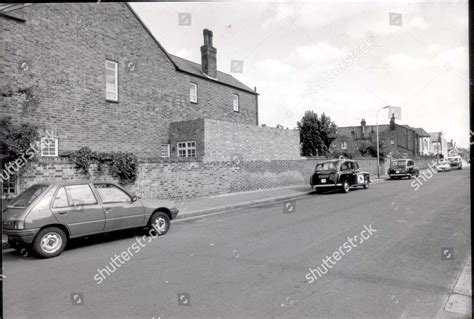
[3,169,470,318]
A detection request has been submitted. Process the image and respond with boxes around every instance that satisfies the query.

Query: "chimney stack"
[390,113,396,130]
[201,29,217,78]
[361,118,366,134]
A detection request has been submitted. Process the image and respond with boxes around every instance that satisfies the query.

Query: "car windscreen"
[7,185,49,208]
[390,160,407,167]
[315,162,337,171]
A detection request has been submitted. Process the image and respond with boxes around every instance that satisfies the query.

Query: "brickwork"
[14,157,389,201]
[1,3,257,158]
[203,119,302,162]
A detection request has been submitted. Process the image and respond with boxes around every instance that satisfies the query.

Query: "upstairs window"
[233,94,239,112]
[177,141,196,158]
[41,137,58,157]
[390,139,395,145]
[105,60,118,102]
[341,142,347,150]
[190,83,198,103]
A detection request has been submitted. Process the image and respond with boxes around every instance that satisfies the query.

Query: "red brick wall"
[1,3,257,158]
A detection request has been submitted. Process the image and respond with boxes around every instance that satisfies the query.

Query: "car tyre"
[32,227,67,258]
[363,177,369,189]
[342,181,350,193]
[315,188,323,194]
[148,211,170,236]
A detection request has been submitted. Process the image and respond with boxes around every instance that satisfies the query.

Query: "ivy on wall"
[66,147,138,185]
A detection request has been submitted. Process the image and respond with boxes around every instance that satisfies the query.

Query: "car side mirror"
[131,195,138,202]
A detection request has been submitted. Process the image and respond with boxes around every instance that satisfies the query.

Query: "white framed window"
[160,144,170,158]
[341,142,347,150]
[190,83,198,103]
[2,174,17,196]
[41,137,58,157]
[233,94,239,112]
[177,141,196,158]
[390,139,395,145]
[105,60,118,101]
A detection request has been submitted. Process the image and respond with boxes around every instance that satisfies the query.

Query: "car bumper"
[389,173,409,177]
[3,228,40,244]
[170,207,179,220]
[312,183,342,188]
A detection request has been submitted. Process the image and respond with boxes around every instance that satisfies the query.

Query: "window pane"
[96,184,130,203]
[53,187,69,208]
[65,184,97,205]
[105,61,116,69]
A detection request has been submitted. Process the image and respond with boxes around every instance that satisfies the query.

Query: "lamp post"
[376,106,390,178]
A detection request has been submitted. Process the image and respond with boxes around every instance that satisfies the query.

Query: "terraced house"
[1,3,301,198]
[331,115,424,158]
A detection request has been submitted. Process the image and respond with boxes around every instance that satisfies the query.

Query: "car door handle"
[58,211,68,215]
[105,208,112,214]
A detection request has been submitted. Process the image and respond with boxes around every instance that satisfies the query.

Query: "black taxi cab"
[310,159,370,193]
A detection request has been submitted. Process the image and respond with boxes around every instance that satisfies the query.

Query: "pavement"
[2,169,470,318]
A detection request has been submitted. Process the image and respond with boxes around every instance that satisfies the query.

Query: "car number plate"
[321,179,326,183]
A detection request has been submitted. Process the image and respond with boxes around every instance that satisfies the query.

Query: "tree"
[297,111,336,157]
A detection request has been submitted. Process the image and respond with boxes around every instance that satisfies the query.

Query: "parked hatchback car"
[310,159,370,193]
[388,159,420,179]
[447,156,462,170]
[2,181,179,258]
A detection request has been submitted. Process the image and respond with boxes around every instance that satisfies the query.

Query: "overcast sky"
[130,0,469,147]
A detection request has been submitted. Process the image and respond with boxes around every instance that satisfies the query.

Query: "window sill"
[106,99,119,104]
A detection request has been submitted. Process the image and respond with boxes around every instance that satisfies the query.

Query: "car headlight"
[12,220,25,230]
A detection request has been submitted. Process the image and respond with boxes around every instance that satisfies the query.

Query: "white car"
[436,160,451,172]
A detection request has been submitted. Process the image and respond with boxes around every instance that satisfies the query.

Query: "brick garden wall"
[15,157,388,200]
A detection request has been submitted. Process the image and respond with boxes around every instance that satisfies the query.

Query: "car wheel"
[363,177,369,189]
[148,211,170,236]
[315,188,323,194]
[32,227,67,258]
[342,181,350,193]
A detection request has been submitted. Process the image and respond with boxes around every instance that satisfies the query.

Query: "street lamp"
[376,106,390,178]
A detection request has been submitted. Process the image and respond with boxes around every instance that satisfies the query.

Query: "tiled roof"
[169,54,256,94]
[413,127,430,136]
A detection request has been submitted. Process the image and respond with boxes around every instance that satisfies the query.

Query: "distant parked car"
[436,159,452,172]
[447,156,462,170]
[388,159,420,179]
[2,181,179,258]
[310,159,370,193]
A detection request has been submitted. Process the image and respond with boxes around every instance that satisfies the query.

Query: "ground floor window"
[2,174,17,197]
[177,141,196,158]
[160,144,170,158]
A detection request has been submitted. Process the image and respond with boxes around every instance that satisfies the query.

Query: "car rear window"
[7,185,49,208]
[315,162,337,171]
[391,160,407,167]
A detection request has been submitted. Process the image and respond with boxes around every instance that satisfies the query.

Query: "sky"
[130,0,469,147]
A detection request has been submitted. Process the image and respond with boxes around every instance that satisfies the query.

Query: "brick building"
[331,115,423,158]
[1,3,302,198]
[1,3,260,160]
